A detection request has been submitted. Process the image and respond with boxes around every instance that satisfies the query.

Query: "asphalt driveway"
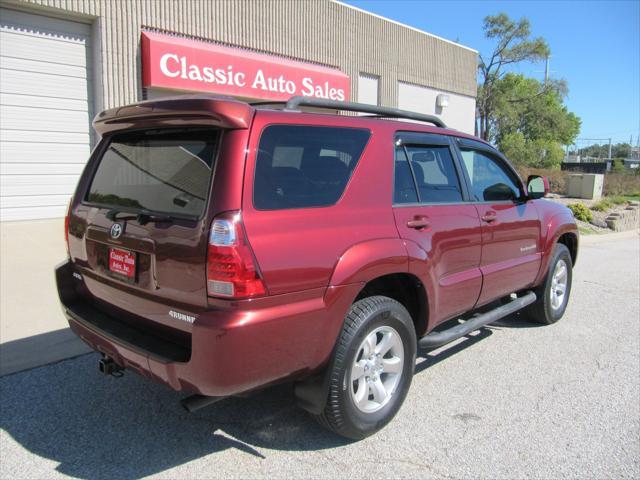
[1,232,638,479]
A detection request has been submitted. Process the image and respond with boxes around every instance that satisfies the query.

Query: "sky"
[344,0,640,146]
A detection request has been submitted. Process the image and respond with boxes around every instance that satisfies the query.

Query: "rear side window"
[394,145,463,204]
[86,129,219,218]
[253,126,370,210]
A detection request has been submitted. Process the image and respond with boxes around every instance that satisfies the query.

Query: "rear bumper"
[56,260,360,396]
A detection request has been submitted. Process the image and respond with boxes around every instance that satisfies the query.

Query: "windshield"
[86,129,219,218]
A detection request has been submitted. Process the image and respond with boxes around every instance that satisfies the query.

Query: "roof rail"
[282,96,447,128]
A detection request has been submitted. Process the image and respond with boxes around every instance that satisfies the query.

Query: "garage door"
[0,8,92,221]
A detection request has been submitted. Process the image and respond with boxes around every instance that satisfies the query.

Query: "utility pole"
[544,56,550,84]
[608,138,612,160]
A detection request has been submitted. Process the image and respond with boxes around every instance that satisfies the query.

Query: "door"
[0,8,92,221]
[392,133,482,326]
[455,138,542,306]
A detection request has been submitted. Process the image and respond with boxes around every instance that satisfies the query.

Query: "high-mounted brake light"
[206,211,266,299]
[64,198,72,257]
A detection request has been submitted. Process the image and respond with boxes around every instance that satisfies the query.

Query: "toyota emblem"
[110,223,123,239]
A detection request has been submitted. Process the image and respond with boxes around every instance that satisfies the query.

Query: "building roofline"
[332,0,478,54]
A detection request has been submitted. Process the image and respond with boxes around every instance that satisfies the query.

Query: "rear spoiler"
[93,95,254,136]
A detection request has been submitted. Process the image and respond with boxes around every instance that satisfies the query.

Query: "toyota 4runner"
[56,95,578,439]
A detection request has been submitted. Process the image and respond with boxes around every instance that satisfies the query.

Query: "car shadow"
[0,309,540,479]
[0,353,352,479]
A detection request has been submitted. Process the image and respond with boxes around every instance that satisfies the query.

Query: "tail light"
[206,211,266,299]
[64,198,72,257]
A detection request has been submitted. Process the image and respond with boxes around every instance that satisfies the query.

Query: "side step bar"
[418,291,537,350]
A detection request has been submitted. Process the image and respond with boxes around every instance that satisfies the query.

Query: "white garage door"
[0,8,92,221]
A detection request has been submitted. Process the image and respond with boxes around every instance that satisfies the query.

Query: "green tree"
[572,142,631,160]
[613,143,631,158]
[477,13,550,141]
[491,73,581,168]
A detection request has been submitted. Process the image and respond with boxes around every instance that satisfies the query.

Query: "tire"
[526,243,573,325]
[316,296,417,439]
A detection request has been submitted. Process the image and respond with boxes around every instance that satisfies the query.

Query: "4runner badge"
[169,310,197,324]
[110,223,123,239]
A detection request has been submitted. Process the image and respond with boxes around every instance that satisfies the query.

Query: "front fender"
[534,211,579,285]
[329,238,409,286]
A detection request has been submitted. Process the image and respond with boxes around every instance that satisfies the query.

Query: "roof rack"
[277,96,447,128]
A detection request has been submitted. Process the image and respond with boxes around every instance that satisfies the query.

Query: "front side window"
[253,126,370,210]
[87,129,219,218]
[459,148,521,202]
[394,145,463,204]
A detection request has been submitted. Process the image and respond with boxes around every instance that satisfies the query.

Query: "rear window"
[253,125,370,210]
[86,129,219,218]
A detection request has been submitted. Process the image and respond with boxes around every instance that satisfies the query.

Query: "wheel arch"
[353,272,429,338]
[535,213,579,285]
[297,240,431,416]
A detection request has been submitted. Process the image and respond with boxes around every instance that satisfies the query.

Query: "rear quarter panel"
[241,112,403,295]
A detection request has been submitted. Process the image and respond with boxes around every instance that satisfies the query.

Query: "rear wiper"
[136,212,173,225]
[106,208,136,222]
[106,208,173,225]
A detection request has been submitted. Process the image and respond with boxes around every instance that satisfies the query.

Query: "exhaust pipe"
[181,394,224,413]
[98,356,123,377]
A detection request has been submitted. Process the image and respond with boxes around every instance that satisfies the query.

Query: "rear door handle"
[481,210,497,223]
[407,216,430,230]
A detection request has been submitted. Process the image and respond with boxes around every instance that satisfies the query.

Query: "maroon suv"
[56,95,578,439]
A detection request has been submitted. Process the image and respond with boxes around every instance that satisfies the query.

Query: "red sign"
[141,31,350,101]
[109,247,136,279]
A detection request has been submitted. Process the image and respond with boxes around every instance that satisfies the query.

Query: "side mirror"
[483,183,517,201]
[527,175,549,199]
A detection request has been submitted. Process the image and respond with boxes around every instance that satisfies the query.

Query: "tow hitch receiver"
[98,356,123,377]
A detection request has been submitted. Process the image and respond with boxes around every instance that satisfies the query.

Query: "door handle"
[481,210,497,223]
[407,216,430,230]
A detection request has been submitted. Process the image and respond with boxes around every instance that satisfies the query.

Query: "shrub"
[611,160,626,175]
[591,195,631,212]
[590,198,613,212]
[567,203,593,222]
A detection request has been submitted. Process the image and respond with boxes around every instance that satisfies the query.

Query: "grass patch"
[619,194,640,202]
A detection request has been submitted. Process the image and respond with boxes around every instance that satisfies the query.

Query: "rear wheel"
[316,296,416,439]
[526,243,573,324]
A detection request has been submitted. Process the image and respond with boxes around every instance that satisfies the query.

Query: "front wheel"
[315,296,417,439]
[526,243,573,324]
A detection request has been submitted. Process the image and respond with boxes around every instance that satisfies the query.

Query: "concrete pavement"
[0,232,638,479]
[0,219,91,375]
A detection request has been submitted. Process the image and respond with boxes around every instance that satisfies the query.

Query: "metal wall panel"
[0,6,91,220]
[398,81,476,134]
[3,0,477,111]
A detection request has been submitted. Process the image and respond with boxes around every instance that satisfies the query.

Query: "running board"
[418,291,537,350]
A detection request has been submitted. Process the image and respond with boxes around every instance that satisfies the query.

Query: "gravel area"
[1,233,639,479]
